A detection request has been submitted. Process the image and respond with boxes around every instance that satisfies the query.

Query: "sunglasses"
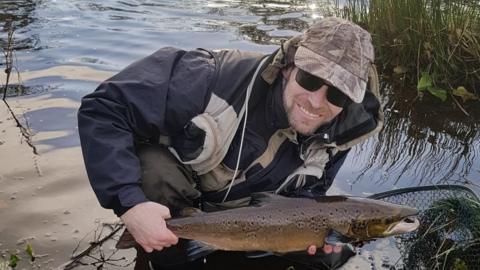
[295,68,351,107]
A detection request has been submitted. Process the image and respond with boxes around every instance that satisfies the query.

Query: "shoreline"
[0,89,133,269]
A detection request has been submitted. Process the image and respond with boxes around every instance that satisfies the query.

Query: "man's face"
[282,67,344,135]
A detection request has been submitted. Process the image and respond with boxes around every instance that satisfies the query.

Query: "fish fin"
[325,230,357,245]
[244,251,275,258]
[281,244,355,269]
[179,207,205,217]
[250,192,285,207]
[116,229,138,249]
[184,240,216,261]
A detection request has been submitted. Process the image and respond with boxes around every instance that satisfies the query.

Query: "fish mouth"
[386,216,420,235]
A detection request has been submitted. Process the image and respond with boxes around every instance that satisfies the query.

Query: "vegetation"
[335,0,480,103]
[404,197,480,269]
[0,243,35,270]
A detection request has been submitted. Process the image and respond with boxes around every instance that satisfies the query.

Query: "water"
[1,0,479,269]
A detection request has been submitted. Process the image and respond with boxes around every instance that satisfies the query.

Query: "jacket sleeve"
[77,47,215,216]
[295,148,350,197]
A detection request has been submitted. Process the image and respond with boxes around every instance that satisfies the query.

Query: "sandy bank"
[0,89,133,269]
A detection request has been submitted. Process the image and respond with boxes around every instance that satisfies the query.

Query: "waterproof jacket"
[78,47,383,216]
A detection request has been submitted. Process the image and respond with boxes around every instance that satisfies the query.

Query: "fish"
[117,193,419,255]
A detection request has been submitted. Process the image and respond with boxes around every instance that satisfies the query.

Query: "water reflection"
[0,0,40,50]
[342,83,480,192]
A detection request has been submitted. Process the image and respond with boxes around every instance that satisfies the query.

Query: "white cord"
[221,57,267,203]
[221,94,249,203]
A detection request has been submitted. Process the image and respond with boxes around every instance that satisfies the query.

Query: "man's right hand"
[121,201,179,253]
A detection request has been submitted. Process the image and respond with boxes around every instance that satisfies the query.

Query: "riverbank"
[0,91,134,269]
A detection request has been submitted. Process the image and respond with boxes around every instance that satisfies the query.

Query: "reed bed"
[334,0,480,100]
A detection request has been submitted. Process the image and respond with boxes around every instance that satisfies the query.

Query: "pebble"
[50,238,57,242]
[43,259,55,264]
[45,233,52,238]
[16,236,35,245]
[13,177,24,181]
[62,223,69,226]
[73,229,79,234]
[42,220,49,224]
[10,195,16,200]
[63,210,71,215]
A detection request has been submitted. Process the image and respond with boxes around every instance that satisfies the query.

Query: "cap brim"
[294,46,366,103]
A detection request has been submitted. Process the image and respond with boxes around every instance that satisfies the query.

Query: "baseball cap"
[294,17,374,103]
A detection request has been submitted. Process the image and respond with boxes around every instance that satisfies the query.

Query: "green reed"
[335,0,480,99]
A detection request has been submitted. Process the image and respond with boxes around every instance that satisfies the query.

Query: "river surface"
[1,0,479,269]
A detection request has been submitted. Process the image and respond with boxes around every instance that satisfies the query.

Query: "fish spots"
[246,232,257,239]
[295,221,305,229]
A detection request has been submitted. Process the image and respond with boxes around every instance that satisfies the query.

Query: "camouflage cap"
[294,17,374,103]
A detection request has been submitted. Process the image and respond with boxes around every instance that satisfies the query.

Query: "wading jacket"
[78,47,383,216]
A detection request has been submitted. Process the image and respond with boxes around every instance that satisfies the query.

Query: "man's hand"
[121,201,178,253]
[307,244,342,255]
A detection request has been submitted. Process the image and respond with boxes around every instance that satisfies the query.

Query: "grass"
[332,0,480,101]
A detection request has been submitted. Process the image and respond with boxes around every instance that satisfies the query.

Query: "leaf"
[452,86,479,102]
[417,72,433,91]
[427,87,448,101]
[25,243,35,262]
[9,254,19,268]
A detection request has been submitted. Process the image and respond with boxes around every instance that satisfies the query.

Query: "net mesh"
[369,185,480,270]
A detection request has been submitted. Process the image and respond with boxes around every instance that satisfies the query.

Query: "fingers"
[323,244,333,254]
[307,244,343,255]
[121,202,179,253]
[322,244,343,254]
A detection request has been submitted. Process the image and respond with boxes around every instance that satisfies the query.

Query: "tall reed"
[336,0,480,97]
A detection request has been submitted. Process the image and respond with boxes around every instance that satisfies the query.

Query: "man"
[78,17,383,269]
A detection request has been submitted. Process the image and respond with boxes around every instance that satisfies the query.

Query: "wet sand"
[0,66,135,269]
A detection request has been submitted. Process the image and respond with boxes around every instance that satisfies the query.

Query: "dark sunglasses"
[295,68,351,107]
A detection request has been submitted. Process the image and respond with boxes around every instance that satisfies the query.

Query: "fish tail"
[116,229,137,249]
[116,229,216,261]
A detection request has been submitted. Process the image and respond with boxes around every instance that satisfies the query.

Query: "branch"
[56,223,124,270]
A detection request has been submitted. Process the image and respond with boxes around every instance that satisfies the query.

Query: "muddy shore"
[0,67,135,269]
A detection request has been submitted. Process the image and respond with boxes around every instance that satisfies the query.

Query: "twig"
[2,19,14,101]
[450,93,470,117]
[56,223,124,270]
[1,19,38,155]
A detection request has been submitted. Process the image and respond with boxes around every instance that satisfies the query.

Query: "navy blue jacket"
[78,47,381,216]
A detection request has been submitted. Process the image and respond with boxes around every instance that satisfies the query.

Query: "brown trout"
[117,193,419,253]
